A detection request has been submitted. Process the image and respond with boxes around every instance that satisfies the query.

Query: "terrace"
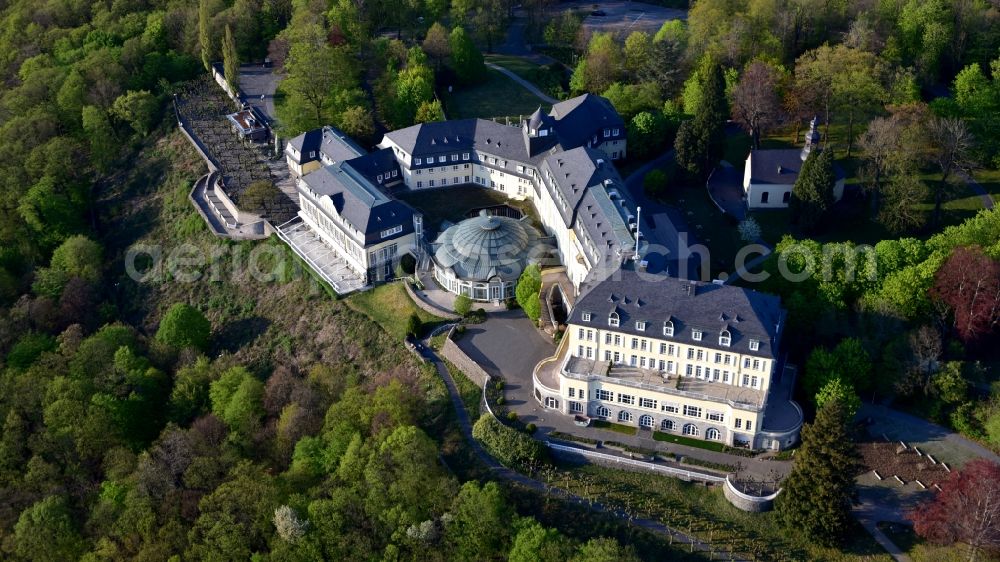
[562,355,767,411]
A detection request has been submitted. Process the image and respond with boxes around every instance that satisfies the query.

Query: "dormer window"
[719,330,731,347]
[609,312,619,327]
[636,321,646,331]
[692,330,703,341]
[415,158,422,165]
[749,339,760,351]
[582,312,592,322]
[663,320,674,337]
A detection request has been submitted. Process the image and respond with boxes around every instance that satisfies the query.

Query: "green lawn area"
[396,184,541,234]
[876,522,973,562]
[591,420,638,436]
[544,462,894,562]
[484,54,568,100]
[443,358,481,415]
[345,282,444,340]
[442,68,547,120]
[653,431,727,452]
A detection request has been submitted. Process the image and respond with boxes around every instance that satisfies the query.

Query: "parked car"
[590,9,606,16]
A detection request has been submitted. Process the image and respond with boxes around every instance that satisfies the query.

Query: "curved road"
[421,330,741,561]
[486,63,559,105]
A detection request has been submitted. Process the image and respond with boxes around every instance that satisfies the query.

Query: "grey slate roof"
[288,126,367,166]
[549,94,625,149]
[539,147,635,267]
[432,211,553,282]
[568,264,785,359]
[343,148,402,186]
[384,118,539,165]
[747,148,847,185]
[301,163,415,245]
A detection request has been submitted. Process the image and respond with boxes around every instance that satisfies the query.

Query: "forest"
[0,0,998,559]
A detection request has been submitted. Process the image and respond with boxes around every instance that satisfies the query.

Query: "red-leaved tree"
[909,459,1000,561]
[930,246,1000,347]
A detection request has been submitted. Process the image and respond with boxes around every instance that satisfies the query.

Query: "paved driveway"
[238,64,282,122]
[455,310,555,381]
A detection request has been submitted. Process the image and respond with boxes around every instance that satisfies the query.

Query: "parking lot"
[561,1,687,36]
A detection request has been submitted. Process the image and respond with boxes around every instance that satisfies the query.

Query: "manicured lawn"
[653,431,727,452]
[876,521,972,562]
[345,282,444,340]
[396,184,541,234]
[443,358,481,416]
[543,462,893,561]
[591,420,638,436]
[442,68,547,120]
[484,54,568,99]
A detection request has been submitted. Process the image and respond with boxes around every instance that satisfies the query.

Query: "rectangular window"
[685,365,693,376]
[569,388,576,398]
[380,225,403,238]
[636,321,646,331]
[695,366,702,377]
[586,347,593,359]
[618,394,634,405]
[439,156,447,163]
[451,154,458,161]
[631,338,638,349]
[752,376,759,388]
[753,359,761,370]
[583,312,592,322]
[667,361,675,374]
[629,355,637,366]
[578,345,584,357]
[696,350,704,361]
[429,180,435,187]
[603,128,610,137]
[659,343,667,354]
[743,374,750,386]
[658,360,665,371]
[416,181,423,188]
[604,350,611,361]
[639,397,656,409]
[614,335,621,346]
[605,333,612,344]
[662,402,679,413]
[415,158,422,165]
[463,152,470,160]
[744,358,751,368]
[668,344,675,356]
[687,349,694,359]
[707,411,724,422]
[639,357,646,368]
[735,418,743,429]
[724,355,731,365]
[464,175,470,182]
[613,351,620,363]
[746,420,753,431]
[586,330,593,341]
[570,401,583,413]
[692,330,703,341]
[749,339,760,351]
[596,389,613,401]
[715,353,722,364]
[683,405,702,418]
[377,174,383,182]
[640,340,647,351]
[578,328,585,339]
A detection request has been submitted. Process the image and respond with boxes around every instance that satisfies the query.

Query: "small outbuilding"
[432,210,554,302]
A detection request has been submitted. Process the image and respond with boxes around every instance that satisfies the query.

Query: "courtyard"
[395,184,542,236]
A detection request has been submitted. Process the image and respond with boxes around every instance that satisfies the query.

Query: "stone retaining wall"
[440,332,491,388]
[723,475,781,512]
[404,280,460,320]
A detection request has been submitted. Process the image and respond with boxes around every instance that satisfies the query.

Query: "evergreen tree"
[790,149,836,232]
[776,399,859,546]
[198,0,214,70]
[223,24,239,93]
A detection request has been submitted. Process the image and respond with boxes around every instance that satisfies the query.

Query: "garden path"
[485,63,559,105]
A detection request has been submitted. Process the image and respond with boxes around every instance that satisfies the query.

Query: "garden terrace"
[175,76,297,223]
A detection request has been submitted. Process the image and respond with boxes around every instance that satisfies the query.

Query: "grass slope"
[346,282,444,341]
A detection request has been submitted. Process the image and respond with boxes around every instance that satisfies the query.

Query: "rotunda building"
[432,210,553,301]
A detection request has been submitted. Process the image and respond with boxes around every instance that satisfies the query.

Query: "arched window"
[683,423,699,436]
[706,427,721,440]
[618,410,633,423]
[608,312,619,327]
[661,419,675,431]
[597,406,610,419]
[638,414,654,428]
[663,319,674,336]
[544,397,559,409]
[719,329,731,347]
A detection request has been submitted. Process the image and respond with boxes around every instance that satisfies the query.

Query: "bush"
[398,253,416,275]
[526,423,537,434]
[472,414,546,469]
[507,411,518,423]
[643,169,669,199]
[156,303,211,352]
[515,265,542,321]
[454,294,472,316]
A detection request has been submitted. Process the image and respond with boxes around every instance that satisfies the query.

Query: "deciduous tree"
[731,60,782,149]
[910,459,1000,560]
[449,26,485,85]
[423,22,451,71]
[156,303,211,352]
[930,246,1000,346]
[515,264,542,322]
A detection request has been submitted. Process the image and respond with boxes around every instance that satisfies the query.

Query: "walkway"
[959,170,996,210]
[420,333,745,561]
[486,63,559,105]
[706,161,746,220]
